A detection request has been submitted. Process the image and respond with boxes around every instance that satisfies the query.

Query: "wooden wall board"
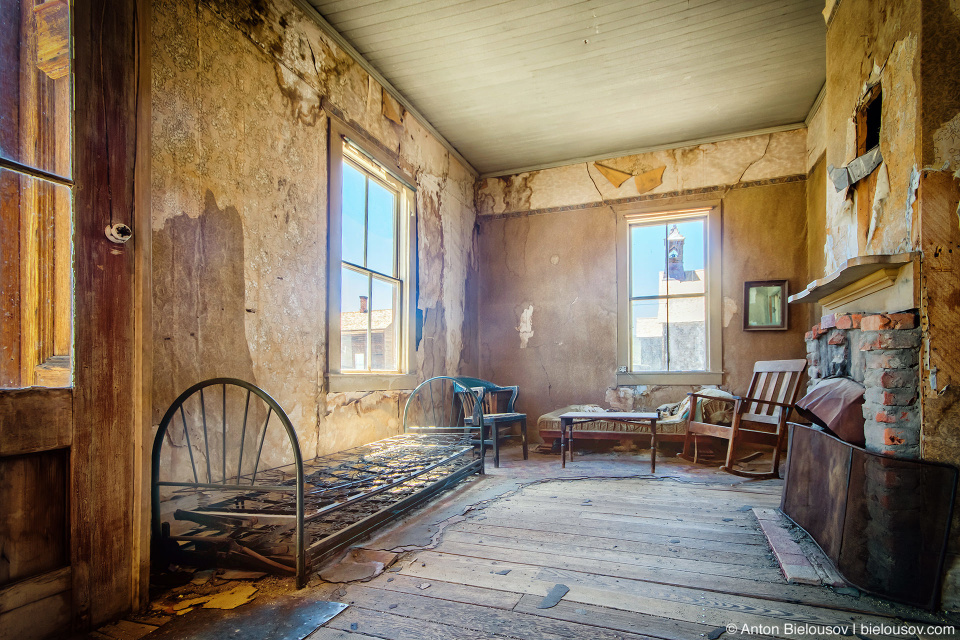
[71,0,143,628]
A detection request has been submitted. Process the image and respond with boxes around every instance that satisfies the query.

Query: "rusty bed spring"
[159,433,477,579]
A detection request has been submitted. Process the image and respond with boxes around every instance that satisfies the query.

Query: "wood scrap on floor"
[754,507,849,588]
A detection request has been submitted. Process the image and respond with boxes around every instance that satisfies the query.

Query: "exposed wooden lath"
[309,0,826,174]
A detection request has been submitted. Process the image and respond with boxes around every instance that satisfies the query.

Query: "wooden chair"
[457,385,527,468]
[679,359,806,479]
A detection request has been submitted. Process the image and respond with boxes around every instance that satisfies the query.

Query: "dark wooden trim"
[132,0,153,610]
[71,0,141,629]
[0,0,21,384]
[0,387,72,456]
[0,157,73,186]
[0,170,21,387]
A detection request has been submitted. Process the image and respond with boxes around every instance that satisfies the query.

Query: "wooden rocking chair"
[679,359,806,479]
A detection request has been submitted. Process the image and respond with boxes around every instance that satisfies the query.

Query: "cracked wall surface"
[152,0,478,462]
[476,129,806,217]
[822,0,922,274]
[476,146,809,432]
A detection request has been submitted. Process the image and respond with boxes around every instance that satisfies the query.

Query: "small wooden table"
[559,411,660,472]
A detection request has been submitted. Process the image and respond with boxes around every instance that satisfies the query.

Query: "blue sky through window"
[630,218,705,300]
[341,159,399,309]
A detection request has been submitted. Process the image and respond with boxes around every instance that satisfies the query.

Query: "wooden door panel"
[0,450,69,585]
[0,388,72,456]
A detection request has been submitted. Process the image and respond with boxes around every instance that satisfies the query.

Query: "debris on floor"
[318,547,399,583]
[90,620,159,640]
[145,594,348,640]
[220,569,268,580]
[173,583,259,613]
[537,583,570,609]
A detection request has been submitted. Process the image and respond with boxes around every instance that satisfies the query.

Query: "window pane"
[665,219,705,294]
[1,168,73,388]
[366,179,396,277]
[667,297,706,371]
[631,300,664,372]
[0,1,72,179]
[370,277,398,371]
[340,266,369,371]
[630,224,666,298]
[341,163,365,266]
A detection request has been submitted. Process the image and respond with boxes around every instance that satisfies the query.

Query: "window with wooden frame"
[616,204,722,385]
[327,119,417,392]
[1,0,74,389]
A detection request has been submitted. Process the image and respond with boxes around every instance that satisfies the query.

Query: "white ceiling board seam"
[346,0,688,46]
[479,123,807,180]
[378,10,819,82]
[290,0,479,177]
[357,0,790,58]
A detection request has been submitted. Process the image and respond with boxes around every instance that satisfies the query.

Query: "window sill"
[328,373,418,393]
[616,371,723,386]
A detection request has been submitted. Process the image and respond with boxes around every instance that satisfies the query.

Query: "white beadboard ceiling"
[307,0,826,176]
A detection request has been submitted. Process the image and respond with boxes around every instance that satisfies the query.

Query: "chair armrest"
[738,396,795,410]
[686,392,794,410]
[686,392,736,405]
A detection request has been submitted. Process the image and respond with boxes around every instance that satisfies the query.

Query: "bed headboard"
[150,378,306,587]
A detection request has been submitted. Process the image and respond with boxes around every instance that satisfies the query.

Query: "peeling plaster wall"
[476,135,809,434]
[823,0,922,274]
[819,0,960,609]
[806,98,828,174]
[476,129,807,216]
[805,156,828,330]
[151,0,478,462]
[921,0,960,171]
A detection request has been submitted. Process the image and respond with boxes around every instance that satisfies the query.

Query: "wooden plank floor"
[312,476,955,640]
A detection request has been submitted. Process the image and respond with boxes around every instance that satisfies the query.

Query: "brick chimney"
[805,311,920,458]
[359,295,368,313]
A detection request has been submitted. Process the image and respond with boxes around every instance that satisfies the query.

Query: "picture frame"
[743,280,788,331]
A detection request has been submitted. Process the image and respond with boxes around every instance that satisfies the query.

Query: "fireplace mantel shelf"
[788,252,917,305]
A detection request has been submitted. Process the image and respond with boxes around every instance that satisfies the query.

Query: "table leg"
[560,419,567,468]
[650,419,657,474]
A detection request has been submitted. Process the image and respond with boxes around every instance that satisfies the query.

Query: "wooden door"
[0,0,148,636]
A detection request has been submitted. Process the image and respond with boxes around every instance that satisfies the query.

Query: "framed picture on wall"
[743,280,788,331]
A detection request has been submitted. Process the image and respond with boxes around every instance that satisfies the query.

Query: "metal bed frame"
[151,376,491,587]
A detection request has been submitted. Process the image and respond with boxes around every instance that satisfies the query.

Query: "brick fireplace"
[804,311,920,459]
